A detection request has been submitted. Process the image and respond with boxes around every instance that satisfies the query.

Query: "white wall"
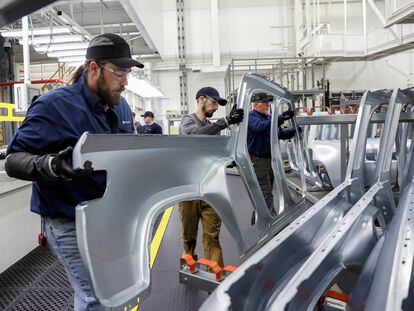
[327,51,414,91]
[148,0,414,122]
[183,0,294,63]
[0,180,38,273]
[150,0,295,120]
[120,0,164,54]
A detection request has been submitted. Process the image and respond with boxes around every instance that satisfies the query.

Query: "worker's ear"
[88,61,101,78]
[198,96,206,106]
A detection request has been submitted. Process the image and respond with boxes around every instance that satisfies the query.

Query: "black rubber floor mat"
[0,247,74,311]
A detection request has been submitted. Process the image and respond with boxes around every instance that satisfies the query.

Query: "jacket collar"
[251,109,270,119]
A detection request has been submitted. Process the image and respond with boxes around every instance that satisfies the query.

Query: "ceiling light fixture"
[47,49,86,58]
[19,35,84,45]
[34,42,89,52]
[1,26,72,37]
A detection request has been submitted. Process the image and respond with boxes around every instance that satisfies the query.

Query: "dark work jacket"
[6,76,134,218]
[139,122,163,134]
[247,110,284,158]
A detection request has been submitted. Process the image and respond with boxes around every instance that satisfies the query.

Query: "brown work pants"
[179,200,224,267]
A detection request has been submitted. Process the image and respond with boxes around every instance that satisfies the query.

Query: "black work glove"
[51,147,94,180]
[226,105,244,125]
[281,109,294,121]
[278,127,296,140]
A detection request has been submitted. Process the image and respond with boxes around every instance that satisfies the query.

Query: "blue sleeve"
[7,100,62,155]
[156,124,163,134]
[248,114,271,133]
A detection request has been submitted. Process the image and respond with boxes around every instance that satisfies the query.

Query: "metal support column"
[177,0,188,115]
[22,16,30,84]
[340,124,348,182]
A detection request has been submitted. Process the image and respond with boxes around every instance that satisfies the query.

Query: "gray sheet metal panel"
[201,88,410,311]
[295,111,414,125]
[350,89,414,311]
[74,135,244,307]
[72,73,305,308]
[264,89,408,310]
[351,181,414,311]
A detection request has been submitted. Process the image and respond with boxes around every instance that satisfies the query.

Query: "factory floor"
[0,172,314,310]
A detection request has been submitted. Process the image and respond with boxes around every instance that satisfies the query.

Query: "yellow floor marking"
[128,206,174,310]
[150,207,173,268]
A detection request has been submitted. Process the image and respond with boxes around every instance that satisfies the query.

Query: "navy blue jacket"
[7,76,134,218]
[139,123,163,134]
[247,110,284,158]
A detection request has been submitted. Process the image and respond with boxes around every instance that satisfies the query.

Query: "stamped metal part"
[201,89,414,311]
[71,73,306,308]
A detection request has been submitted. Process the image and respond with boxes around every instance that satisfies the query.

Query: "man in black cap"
[5,33,143,310]
[178,86,244,268]
[139,111,163,134]
[248,92,296,223]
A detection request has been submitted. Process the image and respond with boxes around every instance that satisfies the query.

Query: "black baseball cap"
[141,111,154,118]
[86,33,144,68]
[251,92,274,103]
[196,87,227,106]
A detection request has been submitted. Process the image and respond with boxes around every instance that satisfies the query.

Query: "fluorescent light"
[19,35,84,45]
[58,55,86,63]
[1,26,72,37]
[34,42,89,52]
[47,49,86,58]
[126,77,163,98]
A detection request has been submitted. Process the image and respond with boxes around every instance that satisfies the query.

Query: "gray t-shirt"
[179,113,228,135]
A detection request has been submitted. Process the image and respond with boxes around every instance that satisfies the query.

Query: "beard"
[203,106,214,118]
[96,73,124,106]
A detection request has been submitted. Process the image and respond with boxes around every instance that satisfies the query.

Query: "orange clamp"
[323,290,350,303]
[197,258,222,282]
[181,254,196,273]
[223,265,237,273]
[222,265,238,278]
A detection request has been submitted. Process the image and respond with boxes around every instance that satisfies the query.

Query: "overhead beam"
[295,112,414,125]
[0,0,56,28]
[50,8,93,40]
[367,0,399,41]
[385,1,414,27]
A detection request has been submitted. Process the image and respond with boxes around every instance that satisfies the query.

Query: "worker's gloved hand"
[226,105,244,125]
[51,147,94,180]
[281,109,294,121]
[278,127,297,140]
